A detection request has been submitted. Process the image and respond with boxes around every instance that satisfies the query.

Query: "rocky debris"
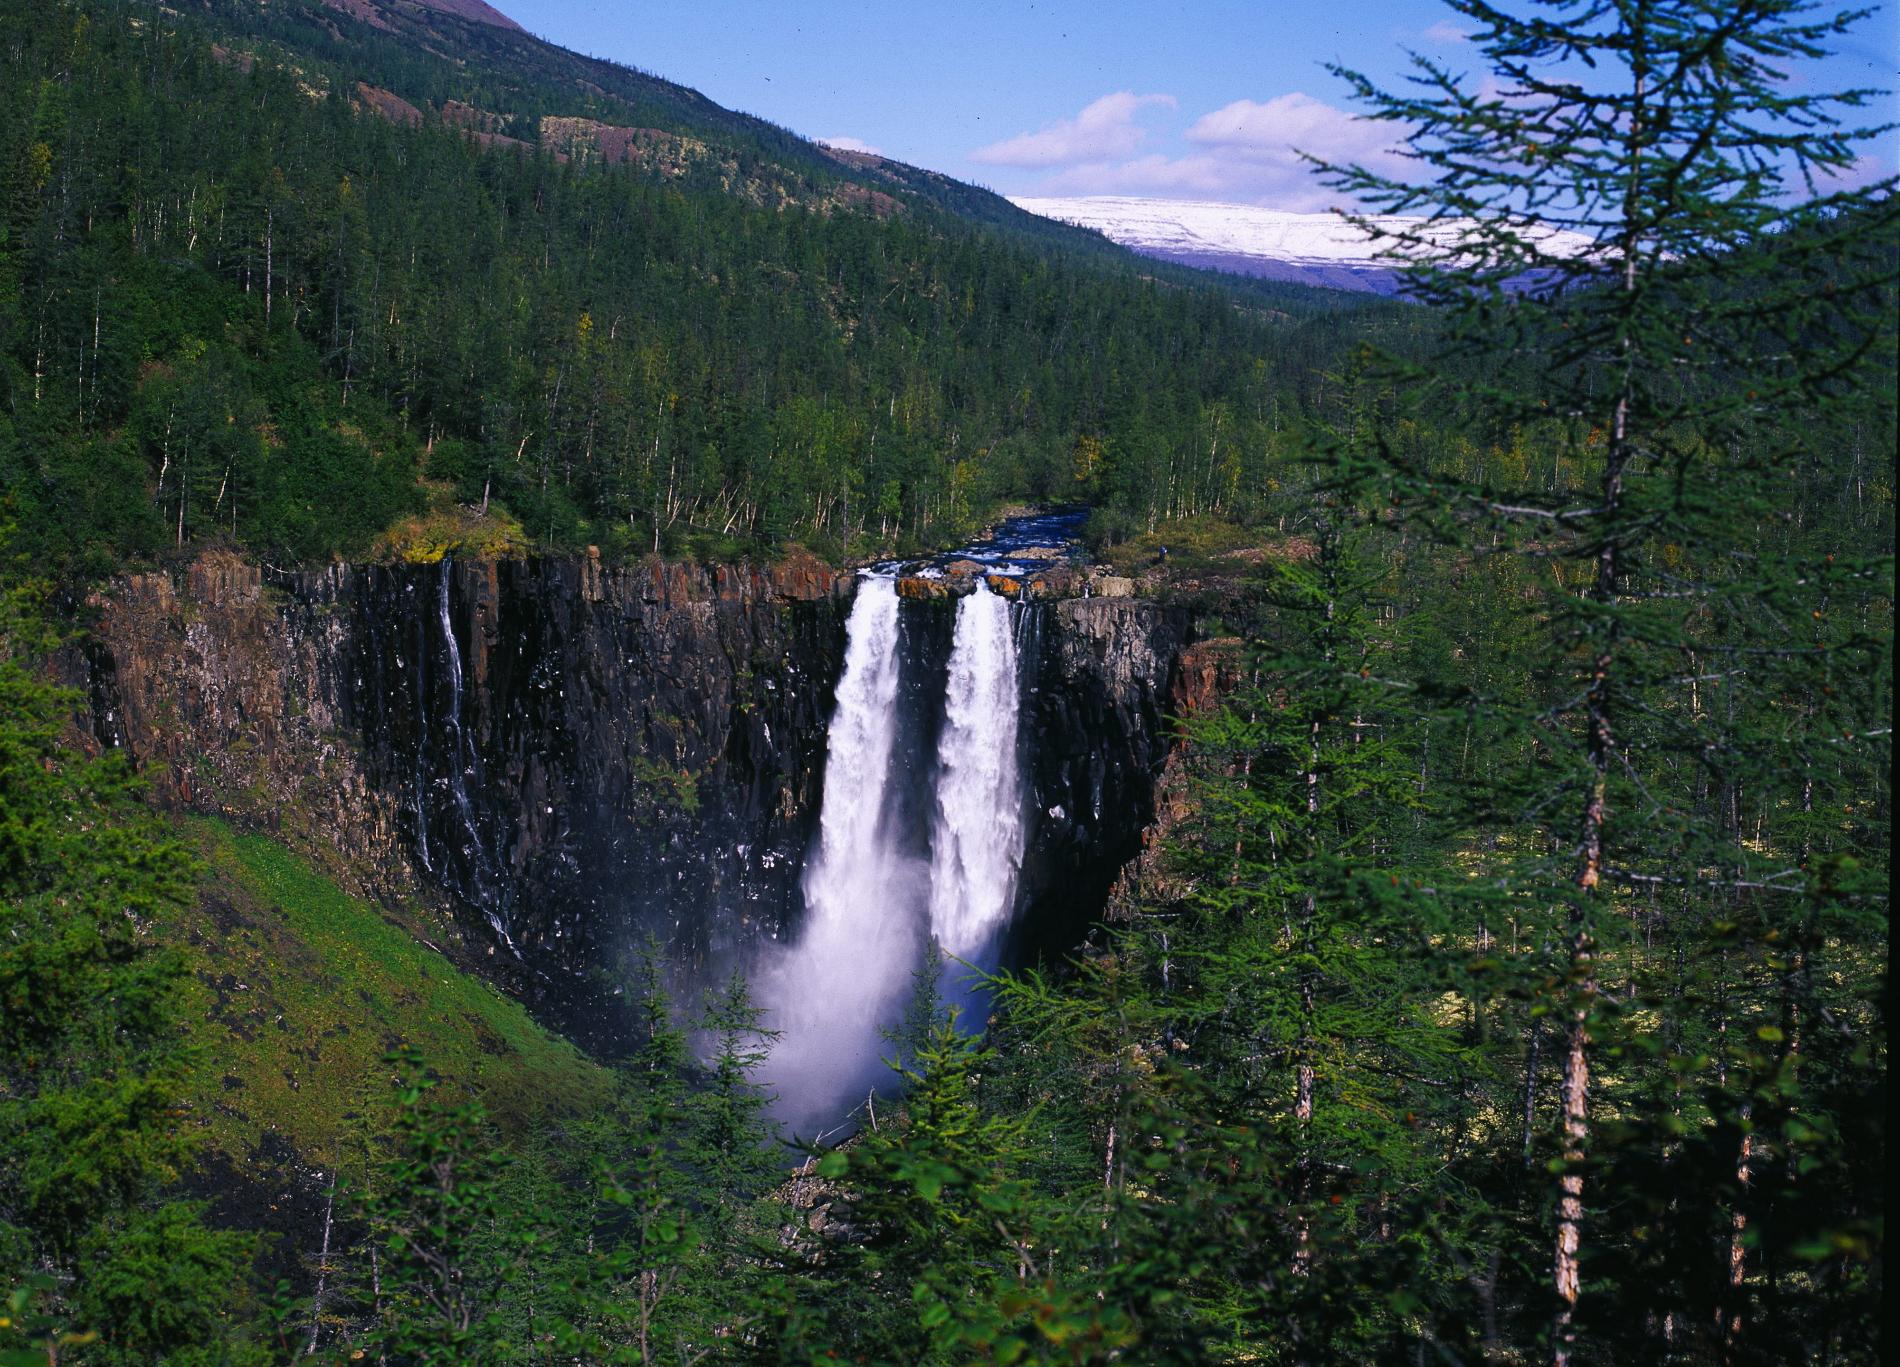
[1092,575,1137,598]
[775,1151,864,1256]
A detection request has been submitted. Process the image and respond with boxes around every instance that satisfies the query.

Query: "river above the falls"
[870,504,1091,581]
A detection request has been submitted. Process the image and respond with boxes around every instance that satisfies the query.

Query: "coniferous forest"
[0,0,1892,1363]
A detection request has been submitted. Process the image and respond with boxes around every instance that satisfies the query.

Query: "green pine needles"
[0,0,1888,1362]
[1309,0,1894,1359]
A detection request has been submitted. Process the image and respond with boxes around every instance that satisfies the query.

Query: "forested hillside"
[0,0,1389,578]
[0,0,1891,1362]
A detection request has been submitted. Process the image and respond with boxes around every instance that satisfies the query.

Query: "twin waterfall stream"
[763,575,1029,1134]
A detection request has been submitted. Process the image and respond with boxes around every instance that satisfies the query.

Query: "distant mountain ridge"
[322,0,523,33]
[1012,195,1599,295]
[190,0,1132,254]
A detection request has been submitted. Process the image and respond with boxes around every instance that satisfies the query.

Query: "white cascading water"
[437,563,517,953]
[762,576,920,1131]
[927,580,1026,962]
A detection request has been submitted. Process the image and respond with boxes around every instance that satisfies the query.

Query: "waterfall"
[435,562,517,954]
[927,580,1026,962]
[803,576,905,907]
[762,575,1034,1131]
[763,576,921,1131]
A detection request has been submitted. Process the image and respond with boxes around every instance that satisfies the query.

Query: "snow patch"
[1011,195,1598,294]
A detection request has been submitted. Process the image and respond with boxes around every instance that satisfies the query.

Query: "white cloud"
[1185,93,1402,169]
[1422,19,1473,43]
[1025,92,1407,213]
[1816,152,1897,191]
[818,136,884,156]
[971,92,1177,167]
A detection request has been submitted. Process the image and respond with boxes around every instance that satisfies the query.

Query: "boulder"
[897,576,951,600]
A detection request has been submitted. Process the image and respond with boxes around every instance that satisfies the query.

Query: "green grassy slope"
[170,819,610,1172]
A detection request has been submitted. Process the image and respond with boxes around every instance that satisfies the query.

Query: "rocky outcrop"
[354,83,423,128]
[1102,636,1245,922]
[68,550,1206,1038]
[538,118,709,176]
[1014,598,1193,957]
[71,551,413,901]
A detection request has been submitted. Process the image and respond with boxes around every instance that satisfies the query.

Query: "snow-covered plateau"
[1010,195,1598,295]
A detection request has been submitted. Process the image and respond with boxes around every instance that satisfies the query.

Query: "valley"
[0,0,1889,1361]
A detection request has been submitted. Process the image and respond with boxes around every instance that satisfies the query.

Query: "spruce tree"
[1318,1,1894,1359]
[347,1047,541,1363]
[567,944,714,1363]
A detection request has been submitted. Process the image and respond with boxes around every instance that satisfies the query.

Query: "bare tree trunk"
[1553,45,1642,1352]
[303,1177,336,1357]
[370,1241,387,1367]
[1293,547,1336,1284]
[1723,1116,1753,1355]
[1551,916,1596,1366]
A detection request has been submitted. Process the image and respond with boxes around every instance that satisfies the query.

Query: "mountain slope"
[6,0,1390,580]
[323,0,525,33]
[182,0,1135,254]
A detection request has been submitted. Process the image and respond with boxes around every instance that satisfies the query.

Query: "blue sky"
[500,0,1898,211]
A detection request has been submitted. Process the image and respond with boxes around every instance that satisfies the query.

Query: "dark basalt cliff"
[67,551,1194,1039]
[1015,597,1190,960]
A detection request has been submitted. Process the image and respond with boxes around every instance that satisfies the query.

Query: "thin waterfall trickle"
[762,576,921,1130]
[412,579,434,877]
[436,561,517,954]
[927,580,1027,963]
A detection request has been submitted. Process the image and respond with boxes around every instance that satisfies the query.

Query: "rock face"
[348,554,856,989]
[73,551,413,898]
[68,552,1199,1036]
[1102,636,1245,923]
[1016,599,1192,958]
